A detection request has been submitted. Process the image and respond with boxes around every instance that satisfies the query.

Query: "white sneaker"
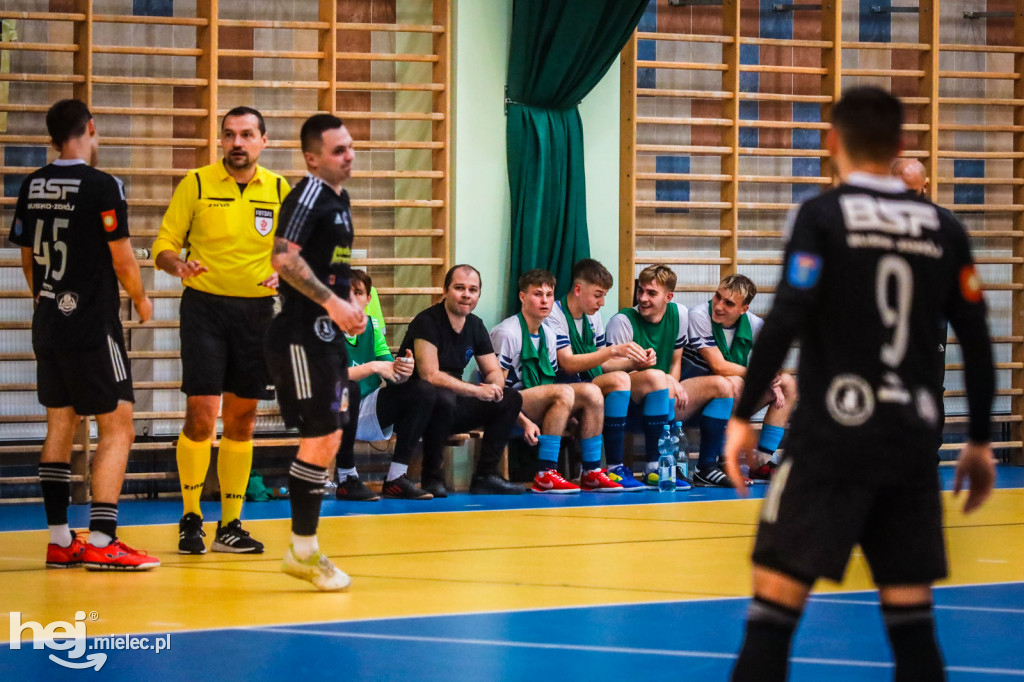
[282,546,351,592]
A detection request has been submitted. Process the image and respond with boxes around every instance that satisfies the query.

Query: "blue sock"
[537,434,561,472]
[698,398,733,470]
[602,390,629,467]
[581,435,603,470]
[642,389,671,463]
[758,424,785,456]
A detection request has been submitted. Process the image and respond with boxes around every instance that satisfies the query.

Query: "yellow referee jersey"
[153,160,290,298]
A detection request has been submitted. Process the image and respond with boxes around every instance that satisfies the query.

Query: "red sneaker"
[749,461,777,482]
[83,539,161,571]
[46,531,85,568]
[579,469,624,493]
[532,469,581,494]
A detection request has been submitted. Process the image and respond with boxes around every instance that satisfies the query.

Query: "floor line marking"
[251,626,1024,675]
[809,597,1024,615]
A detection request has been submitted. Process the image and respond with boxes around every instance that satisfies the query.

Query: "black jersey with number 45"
[8,160,130,350]
[274,174,354,347]
[736,174,994,477]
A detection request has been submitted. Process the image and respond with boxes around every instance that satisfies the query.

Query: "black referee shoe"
[381,475,433,500]
[211,519,265,554]
[178,513,206,555]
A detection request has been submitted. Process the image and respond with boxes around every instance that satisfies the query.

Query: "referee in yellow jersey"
[153,106,289,555]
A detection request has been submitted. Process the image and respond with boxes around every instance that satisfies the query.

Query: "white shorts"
[355,387,394,442]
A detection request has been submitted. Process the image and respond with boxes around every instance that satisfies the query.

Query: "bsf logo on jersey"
[787,251,822,289]
[28,178,81,200]
[960,265,983,303]
[254,208,274,237]
[57,292,78,316]
[313,315,336,343]
[825,373,875,427]
[101,210,118,232]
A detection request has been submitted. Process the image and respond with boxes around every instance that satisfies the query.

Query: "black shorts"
[36,332,134,415]
[179,287,275,399]
[264,321,349,438]
[752,455,947,586]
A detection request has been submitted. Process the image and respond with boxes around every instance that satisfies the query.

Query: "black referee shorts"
[36,332,134,416]
[179,287,275,400]
[752,455,947,586]
[264,319,349,439]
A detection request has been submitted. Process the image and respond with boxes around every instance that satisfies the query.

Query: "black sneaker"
[381,475,433,500]
[178,512,206,555]
[693,465,750,488]
[420,478,449,499]
[211,519,265,554]
[469,473,525,495]
[336,476,380,501]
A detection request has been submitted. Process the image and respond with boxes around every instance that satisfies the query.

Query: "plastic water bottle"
[657,425,676,492]
[671,420,688,481]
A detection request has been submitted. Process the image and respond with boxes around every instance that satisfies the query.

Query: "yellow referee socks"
[217,437,253,524]
[177,432,211,517]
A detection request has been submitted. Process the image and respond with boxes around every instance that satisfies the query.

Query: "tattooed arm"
[272,237,366,335]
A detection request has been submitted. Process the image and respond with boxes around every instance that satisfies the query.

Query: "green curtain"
[505,0,649,312]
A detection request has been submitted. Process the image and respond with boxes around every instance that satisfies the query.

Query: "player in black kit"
[9,99,159,570]
[723,87,995,681]
[264,114,365,591]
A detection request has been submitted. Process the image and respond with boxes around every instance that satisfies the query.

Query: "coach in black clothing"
[397,264,524,495]
[723,87,995,682]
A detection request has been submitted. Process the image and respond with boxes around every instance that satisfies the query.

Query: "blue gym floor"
[2,466,1023,681]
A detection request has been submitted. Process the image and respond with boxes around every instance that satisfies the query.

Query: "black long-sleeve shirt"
[736,173,993,478]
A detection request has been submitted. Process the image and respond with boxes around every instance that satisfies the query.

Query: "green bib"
[345,319,394,397]
[620,303,678,374]
[518,313,556,388]
[561,296,603,381]
[709,301,753,367]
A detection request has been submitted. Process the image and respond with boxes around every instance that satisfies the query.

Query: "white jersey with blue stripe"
[605,302,689,350]
[542,299,606,352]
[490,314,560,390]
[682,303,764,376]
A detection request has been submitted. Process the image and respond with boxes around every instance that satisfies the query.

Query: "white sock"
[291,533,318,560]
[48,524,73,547]
[337,467,357,483]
[89,530,113,548]
[770,451,782,465]
[644,461,658,474]
[386,462,409,482]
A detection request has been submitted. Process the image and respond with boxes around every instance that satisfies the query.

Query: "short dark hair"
[518,269,556,293]
[46,99,92,148]
[350,269,372,294]
[718,274,757,305]
[443,264,481,291]
[832,86,903,164]
[222,106,266,136]
[571,258,613,290]
[300,114,345,153]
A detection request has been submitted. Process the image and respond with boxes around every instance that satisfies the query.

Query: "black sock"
[89,502,118,539]
[883,602,945,682]
[288,459,326,536]
[731,596,801,682]
[39,463,72,526]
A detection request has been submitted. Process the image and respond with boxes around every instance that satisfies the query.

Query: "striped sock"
[88,503,118,547]
[288,459,326,537]
[536,435,561,472]
[602,390,629,467]
[39,463,72,535]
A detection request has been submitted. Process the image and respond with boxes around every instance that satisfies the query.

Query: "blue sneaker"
[606,465,647,492]
[641,470,693,492]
